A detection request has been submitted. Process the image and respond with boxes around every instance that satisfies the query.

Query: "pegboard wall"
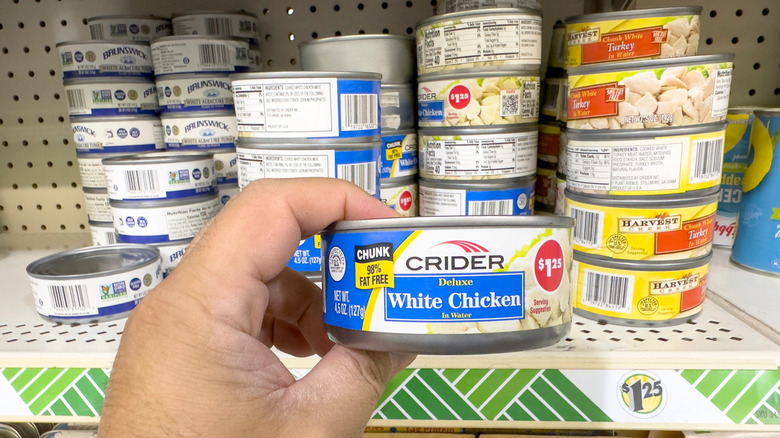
[0,0,777,249]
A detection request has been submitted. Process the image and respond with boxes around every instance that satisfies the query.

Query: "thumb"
[283,346,415,436]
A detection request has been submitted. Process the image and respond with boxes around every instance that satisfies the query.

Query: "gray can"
[419,175,536,216]
[87,15,172,42]
[26,245,163,323]
[380,84,416,131]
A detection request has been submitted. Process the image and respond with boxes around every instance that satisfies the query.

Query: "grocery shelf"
[2,237,780,429]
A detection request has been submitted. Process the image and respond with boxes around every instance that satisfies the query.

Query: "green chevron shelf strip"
[1,367,110,417]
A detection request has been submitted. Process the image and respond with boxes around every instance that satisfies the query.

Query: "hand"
[99,178,416,437]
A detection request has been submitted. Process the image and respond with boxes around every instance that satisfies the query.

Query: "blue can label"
[288,235,322,273]
[380,132,418,179]
[323,227,572,334]
[715,113,752,246]
[419,182,535,216]
[418,101,445,124]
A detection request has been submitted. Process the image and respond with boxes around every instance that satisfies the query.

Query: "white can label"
[64,81,158,116]
[417,14,542,74]
[83,191,112,222]
[419,183,534,216]
[712,69,732,119]
[156,241,190,278]
[78,156,108,189]
[29,259,162,319]
[90,223,118,246]
[380,182,418,217]
[72,118,164,153]
[172,15,259,41]
[162,114,237,150]
[151,38,249,75]
[59,43,154,79]
[213,150,238,184]
[104,159,216,201]
[156,75,234,112]
[112,196,220,243]
[712,212,737,247]
[419,131,537,179]
[218,183,240,208]
[89,18,172,42]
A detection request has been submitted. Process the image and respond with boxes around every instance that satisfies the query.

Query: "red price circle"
[534,240,565,292]
[448,85,472,110]
[398,190,413,211]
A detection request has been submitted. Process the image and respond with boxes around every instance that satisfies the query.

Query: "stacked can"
[415,8,542,217]
[102,152,219,277]
[433,0,541,14]
[231,71,382,277]
[562,7,736,326]
[58,15,170,246]
[299,34,419,216]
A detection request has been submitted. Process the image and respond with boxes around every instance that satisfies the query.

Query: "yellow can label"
[565,14,700,68]
[566,196,717,260]
[573,258,709,321]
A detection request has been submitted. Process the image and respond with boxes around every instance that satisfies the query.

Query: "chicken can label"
[323,226,571,334]
[104,159,217,201]
[565,13,701,68]
[714,112,753,246]
[419,181,535,216]
[236,146,380,197]
[64,81,158,116]
[156,75,234,112]
[288,235,322,273]
[419,129,537,179]
[155,241,190,278]
[381,132,418,179]
[566,193,717,260]
[213,149,238,184]
[380,180,418,217]
[566,60,733,130]
[566,128,724,195]
[416,12,543,75]
[112,196,220,243]
[29,259,162,319]
[90,222,118,246]
[78,156,108,189]
[418,75,540,127]
[88,17,172,42]
[58,42,154,79]
[572,257,708,322]
[150,38,249,75]
[233,77,380,139]
[72,118,164,153]
[162,114,237,150]
[84,190,112,222]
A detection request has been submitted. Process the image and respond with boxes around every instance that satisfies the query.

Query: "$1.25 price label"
[534,240,564,292]
[618,371,667,418]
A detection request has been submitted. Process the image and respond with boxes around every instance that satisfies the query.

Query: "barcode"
[468,199,514,216]
[66,89,88,111]
[341,94,378,131]
[48,285,90,311]
[198,44,230,67]
[123,170,159,195]
[205,18,233,36]
[103,231,116,245]
[338,162,376,195]
[570,206,603,248]
[500,92,520,117]
[581,270,633,313]
[689,137,724,183]
[89,24,104,40]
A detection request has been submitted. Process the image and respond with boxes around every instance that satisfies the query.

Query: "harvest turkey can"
[566,54,734,130]
[380,176,418,217]
[87,15,172,42]
[573,251,710,326]
[564,7,702,69]
[321,216,574,354]
[565,188,718,261]
[419,176,535,216]
[731,109,780,276]
[416,8,543,75]
[56,40,154,79]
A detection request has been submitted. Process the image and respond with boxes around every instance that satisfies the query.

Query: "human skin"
[99,178,416,437]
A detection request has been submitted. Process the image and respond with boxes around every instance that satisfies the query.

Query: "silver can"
[156,73,234,113]
[150,35,250,75]
[435,0,542,14]
[160,110,237,150]
[419,175,536,216]
[56,40,153,79]
[63,78,158,117]
[87,15,172,42]
[380,176,418,217]
[299,34,415,84]
[26,245,163,323]
[71,115,164,154]
[171,10,259,45]
[83,187,112,222]
[380,84,416,131]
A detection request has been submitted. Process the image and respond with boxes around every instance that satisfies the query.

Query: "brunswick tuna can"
[236,138,381,198]
[321,215,574,354]
[83,187,112,222]
[161,110,237,150]
[566,122,726,196]
[87,15,172,42]
[564,7,702,69]
[213,149,238,184]
[435,0,542,14]
[380,176,418,217]
[565,188,718,261]
[573,251,710,326]
[89,220,118,246]
[731,109,780,276]
[102,151,216,201]
[111,193,220,243]
[150,238,191,278]
[299,34,416,84]
[171,10,260,44]
[26,244,162,323]
[714,107,758,247]
[231,72,381,141]
[419,176,535,216]
[156,73,234,113]
[217,182,240,208]
[416,8,543,75]
[380,130,418,179]
[418,125,538,180]
[380,84,416,131]
[289,235,322,275]
[150,35,250,75]
[56,40,154,79]
[417,70,541,127]
[71,115,164,154]
[77,152,128,189]
[63,78,158,117]
[566,54,734,130]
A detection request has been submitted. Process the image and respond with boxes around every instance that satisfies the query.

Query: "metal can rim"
[417,7,542,27]
[381,128,417,136]
[418,124,539,137]
[70,115,160,123]
[299,33,414,49]
[727,106,764,115]
[149,238,194,248]
[26,244,161,280]
[324,215,574,233]
[237,138,380,150]
[564,187,720,206]
[150,35,249,44]
[568,53,734,76]
[419,174,536,189]
[230,71,383,81]
[565,121,726,140]
[574,250,712,271]
[418,68,542,82]
[101,151,215,166]
[83,187,109,195]
[55,39,151,47]
[171,10,258,19]
[63,77,156,85]
[754,109,780,117]
[159,110,236,118]
[109,192,218,208]
[380,174,418,187]
[86,14,170,22]
[564,6,703,25]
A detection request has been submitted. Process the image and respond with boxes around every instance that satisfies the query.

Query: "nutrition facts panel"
[423,135,537,178]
